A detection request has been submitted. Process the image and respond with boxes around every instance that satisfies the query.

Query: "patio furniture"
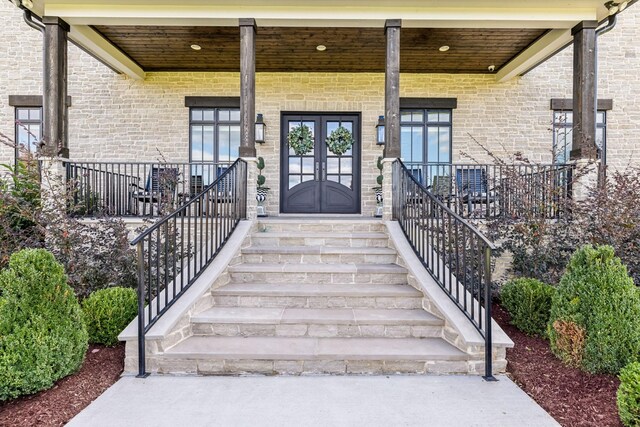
[455,167,497,217]
[129,167,179,215]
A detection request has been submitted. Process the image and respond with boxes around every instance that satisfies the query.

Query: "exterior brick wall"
[1,1,639,215]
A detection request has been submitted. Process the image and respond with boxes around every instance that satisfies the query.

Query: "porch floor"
[67,375,558,427]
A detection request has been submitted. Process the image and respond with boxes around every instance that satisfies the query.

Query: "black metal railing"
[65,161,232,217]
[404,162,574,219]
[393,160,497,379]
[130,158,247,376]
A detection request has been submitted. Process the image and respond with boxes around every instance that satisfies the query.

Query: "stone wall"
[1,0,639,215]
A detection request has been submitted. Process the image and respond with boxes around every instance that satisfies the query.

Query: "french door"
[280,113,360,214]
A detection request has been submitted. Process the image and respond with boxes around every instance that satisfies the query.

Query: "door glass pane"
[218,125,230,161]
[340,175,352,189]
[401,126,412,161]
[289,158,301,173]
[288,175,301,189]
[302,158,314,174]
[230,109,241,122]
[438,127,451,163]
[412,127,423,163]
[29,109,41,121]
[340,158,352,174]
[229,125,240,161]
[191,109,203,121]
[218,110,230,121]
[327,175,340,183]
[191,125,203,161]
[427,127,439,163]
[327,158,339,173]
[302,175,314,183]
[203,109,214,121]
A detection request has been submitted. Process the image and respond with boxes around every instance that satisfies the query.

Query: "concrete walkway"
[68,375,558,427]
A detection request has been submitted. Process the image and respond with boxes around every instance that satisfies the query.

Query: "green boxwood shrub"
[618,362,640,427]
[0,249,88,401]
[500,278,555,336]
[82,287,137,346]
[548,245,640,374]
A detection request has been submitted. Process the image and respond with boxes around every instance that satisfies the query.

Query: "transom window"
[553,111,606,164]
[189,108,240,163]
[15,107,42,162]
[400,109,452,164]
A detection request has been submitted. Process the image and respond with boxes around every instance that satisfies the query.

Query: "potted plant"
[256,157,269,217]
[373,156,383,217]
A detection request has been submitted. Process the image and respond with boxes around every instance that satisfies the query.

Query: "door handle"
[322,162,326,181]
[315,162,320,181]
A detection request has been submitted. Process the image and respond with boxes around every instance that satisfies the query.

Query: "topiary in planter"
[0,249,88,401]
[500,278,555,337]
[82,287,138,346]
[617,361,640,427]
[548,245,640,374]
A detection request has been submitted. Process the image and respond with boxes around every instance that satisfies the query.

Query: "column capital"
[42,16,70,32]
[239,18,257,30]
[571,20,598,35]
[385,19,402,30]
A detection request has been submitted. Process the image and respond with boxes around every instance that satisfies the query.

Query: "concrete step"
[161,336,474,374]
[256,218,386,233]
[212,283,424,309]
[241,246,397,264]
[191,307,443,338]
[227,263,408,285]
[249,232,389,248]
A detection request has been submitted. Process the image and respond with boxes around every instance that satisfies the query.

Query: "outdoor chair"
[129,167,179,216]
[455,167,497,217]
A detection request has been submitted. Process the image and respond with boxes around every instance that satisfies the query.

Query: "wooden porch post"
[239,18,257,158]
[383,19,401,159]
[42,17,70,158]
[570,20,598,160]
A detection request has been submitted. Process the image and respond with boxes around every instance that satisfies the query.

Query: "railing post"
[483,245,496,381]
[136,242,149,378]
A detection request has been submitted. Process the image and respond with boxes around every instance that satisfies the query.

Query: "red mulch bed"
[494,303,622,427]
[0,343,125,427]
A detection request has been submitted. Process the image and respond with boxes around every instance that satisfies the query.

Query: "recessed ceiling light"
[439,45,450,52]
[316,45,327,51]
[191,44,202,51]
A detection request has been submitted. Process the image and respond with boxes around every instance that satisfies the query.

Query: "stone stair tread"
[192,307,442,325]
[212,283,423,297]
[251,232,388,239]
[258,218,383,224]
[242,246,396,255]
[164,336,468,360]
[228,263,407,274]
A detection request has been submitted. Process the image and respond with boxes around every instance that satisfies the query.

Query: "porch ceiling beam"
[494,29,571,83]
[67,24,145,80]
[44,4,600,28]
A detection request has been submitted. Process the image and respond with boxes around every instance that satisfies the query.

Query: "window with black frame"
[189,107,240,187]
[14,107,42,163]
[553,110,606,164]
[400,108,452,189]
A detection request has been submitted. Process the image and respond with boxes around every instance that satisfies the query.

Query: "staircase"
[151,218,487,375]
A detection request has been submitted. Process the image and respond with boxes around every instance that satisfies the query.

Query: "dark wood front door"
[281,113,360,214]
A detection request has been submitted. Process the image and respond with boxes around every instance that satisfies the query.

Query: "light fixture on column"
[255,114,266,144]
[605,0,629,14]
[376,115,385,145]
[21,0,33,9]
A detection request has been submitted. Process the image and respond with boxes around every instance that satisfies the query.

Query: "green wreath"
[326,126,354,156]
[287,125,315,156]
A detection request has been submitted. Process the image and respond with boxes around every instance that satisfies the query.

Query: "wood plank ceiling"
[94,26,547,73]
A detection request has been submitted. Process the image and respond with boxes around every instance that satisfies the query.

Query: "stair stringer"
[119,220,254,375]
[384,221,513,375]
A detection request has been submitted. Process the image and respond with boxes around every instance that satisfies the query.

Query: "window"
[553,111,606,164]
[14,107,42,162]
[189,107,241,163]
[400,109,452,164]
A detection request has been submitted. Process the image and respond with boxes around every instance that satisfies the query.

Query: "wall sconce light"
[255,113,266,144]
[376,115,385,145]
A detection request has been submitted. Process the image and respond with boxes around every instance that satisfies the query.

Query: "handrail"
[64,161,233,218]
[402,162,575,219]
[131,158,247,377]
[393,159,496,380]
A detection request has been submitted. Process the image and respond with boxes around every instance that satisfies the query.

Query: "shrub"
[500,278,555,336]
[548,245,640,374]
[82,287,138,346]
[0,249,88,401]
[618,362,640,427]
